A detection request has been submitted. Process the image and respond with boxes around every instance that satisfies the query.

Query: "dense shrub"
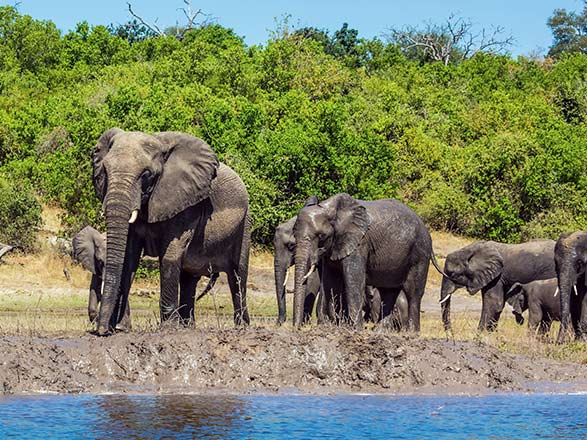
[0,176,42,250]
[0,7,587,248]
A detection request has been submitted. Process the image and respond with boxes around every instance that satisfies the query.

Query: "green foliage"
[0,7,587,249]
[0,176,41,250]
[548,5,587,57]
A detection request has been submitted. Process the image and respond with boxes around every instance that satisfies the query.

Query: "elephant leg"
[478,280,504,332]
[228,269,249,326]
[88,274,102,323]
[159,232,193,323]
[322,266,344,324]
[341,253,366,328]
[402,261,429,333]
[528,303,542,335]
[179,272,200,326]
[315,264,329,325]
[378,288,401,331]
[578,286,587,340]
[227,216,250,326]
[303,292,317,324]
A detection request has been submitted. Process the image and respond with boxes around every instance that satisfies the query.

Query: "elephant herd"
[48,129,587,343]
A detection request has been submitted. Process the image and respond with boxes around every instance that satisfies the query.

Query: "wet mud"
[1,327,586,396]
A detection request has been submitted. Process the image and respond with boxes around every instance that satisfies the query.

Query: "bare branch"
[388,13,514,65]
[126,2,165,37]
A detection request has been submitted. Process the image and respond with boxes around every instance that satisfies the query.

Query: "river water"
[0,393,586,438]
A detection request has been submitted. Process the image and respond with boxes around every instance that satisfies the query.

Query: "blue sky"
[4,0,583,56]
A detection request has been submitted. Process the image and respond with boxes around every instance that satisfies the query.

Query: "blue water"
[0,393,586,439]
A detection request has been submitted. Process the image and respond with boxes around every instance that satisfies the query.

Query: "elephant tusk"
[283,269,289,287]
[554,287,559,297]
[439,293,452,304]
[302,264,316,281]
[574,284,578,296]
[128,210,139,224]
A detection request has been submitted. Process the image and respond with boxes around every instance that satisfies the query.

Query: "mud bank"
[0,327,586,395]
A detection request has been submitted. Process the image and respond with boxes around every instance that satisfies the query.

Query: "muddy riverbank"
[1,327,586,396]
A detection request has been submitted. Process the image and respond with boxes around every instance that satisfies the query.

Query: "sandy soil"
[1,327,586,396]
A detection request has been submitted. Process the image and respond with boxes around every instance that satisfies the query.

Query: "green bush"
[0,176,42,250]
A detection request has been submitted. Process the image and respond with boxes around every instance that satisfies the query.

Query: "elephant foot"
[95,325,112,337]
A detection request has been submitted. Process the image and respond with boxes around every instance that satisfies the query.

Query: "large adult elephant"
[92,128,250,335]
[554,231,587,343]
[292,193,432,331]
[440,240,556,332]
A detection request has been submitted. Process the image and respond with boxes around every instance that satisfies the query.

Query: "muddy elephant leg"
[402,260,429,333]
[321,266,344,324]
[478,280,504,332]
[378,288,401,330]
[159,232,193,324]
[88,274,102,323]
[574,282,587,340]
[227,269,249,326]
[179,272,200,326]
[341,253,366,328]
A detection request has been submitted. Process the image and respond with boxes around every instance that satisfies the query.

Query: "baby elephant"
[505,278,561,334]
[72,226,131,330]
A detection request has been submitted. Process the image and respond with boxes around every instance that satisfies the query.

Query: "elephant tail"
[430,250,456,282]
[196,272,220,302]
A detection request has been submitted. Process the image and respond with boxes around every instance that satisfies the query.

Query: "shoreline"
[1,327,586,397]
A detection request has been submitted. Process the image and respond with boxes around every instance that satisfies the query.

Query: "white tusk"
[554,287,559,297]
[574,284,578,296]
[283,270,289,287]
[101,279,105,295]
[128,210,139,224]
[302,264,316,281]
[439,293,452,304]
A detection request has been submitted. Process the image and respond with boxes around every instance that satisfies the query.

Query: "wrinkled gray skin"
[440,240,556,333]
[293,193,431,331]
[92,129,250,335]
[274,215,321,325]
[505,278,561,335]
[71,226,133,328]
[555,231,587,343]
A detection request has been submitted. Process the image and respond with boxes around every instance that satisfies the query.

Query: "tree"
[126,0,213,40]
[548,3,587,57]
[388,14,514,65]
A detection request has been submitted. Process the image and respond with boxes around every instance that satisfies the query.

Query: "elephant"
[92,128,250,335]
[439,239,556,333]
[505,278,561,335]
[292,193,432,331]
[554,231,587,343]
[71,225,133,328]
[364,286,409,330]
[274,197,322,326]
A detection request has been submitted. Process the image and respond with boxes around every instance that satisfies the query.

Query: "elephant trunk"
[440,276,457,332]
[97,192,133,335]
[274,254,291,325]
[293,242,312,328]
[88,273,102,323]
[556,263,576,343]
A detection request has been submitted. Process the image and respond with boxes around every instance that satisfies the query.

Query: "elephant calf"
[505,278,561,335]
[72,226,131,329]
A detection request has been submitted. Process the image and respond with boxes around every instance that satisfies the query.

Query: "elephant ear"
[330,193,371,261]
[149,132,219,223]
[92,128,124,202]
[72,226,103,275]
[465,242,504,293]
[505,283,524,312]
